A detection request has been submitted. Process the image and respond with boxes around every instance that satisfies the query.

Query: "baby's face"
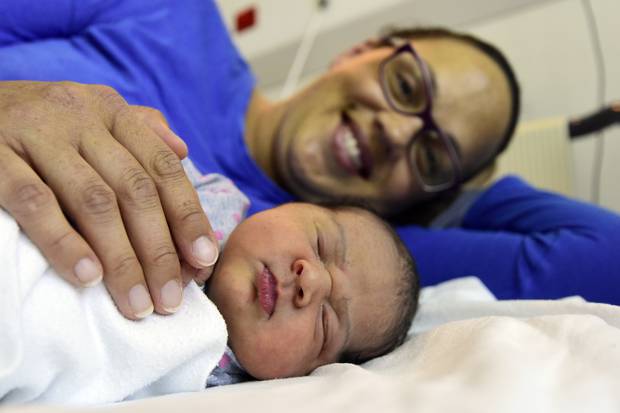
[208,203,402,379]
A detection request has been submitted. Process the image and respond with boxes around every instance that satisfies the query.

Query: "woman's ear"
[329,37,381,69]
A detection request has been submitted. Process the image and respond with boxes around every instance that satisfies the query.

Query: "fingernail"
[161,279,183,313]
[192,236,218,267]
[129,284,154,319]
[74,257,103,287]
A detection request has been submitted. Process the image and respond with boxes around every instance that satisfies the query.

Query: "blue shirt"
[0,0,291,215]
[400,177,620,304]
[2,0,619,304]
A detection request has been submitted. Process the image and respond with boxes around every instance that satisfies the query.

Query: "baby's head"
[207,203,419,379]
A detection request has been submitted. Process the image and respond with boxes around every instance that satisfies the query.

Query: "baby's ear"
[329,37,381,69]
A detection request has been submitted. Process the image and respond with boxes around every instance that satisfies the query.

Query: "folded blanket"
[0,210,227,405]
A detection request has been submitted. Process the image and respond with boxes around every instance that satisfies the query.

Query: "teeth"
[343,128,362,169]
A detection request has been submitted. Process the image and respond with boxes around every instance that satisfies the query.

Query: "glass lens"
[410,130,456,188]
[382,51,428,114]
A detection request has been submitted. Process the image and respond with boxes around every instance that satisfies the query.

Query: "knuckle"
[130,105,165,123]
[150,149,185,181]
[80,182,118,219]
[2,100,29,123]
[41,82,82,108]
[150,244,180,269]
[109,254,142,281]
[176,199,205,224]
[2,100,48,130]
[8,181,55,218]
[47,229,78,252]
[93,84,127,112]
[118,167,159,208]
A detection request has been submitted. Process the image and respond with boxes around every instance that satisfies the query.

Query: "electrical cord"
[581,0,607,204]
[280,0,330,98]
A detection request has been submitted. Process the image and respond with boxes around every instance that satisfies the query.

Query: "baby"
[208,201,420,381]
[0,165,419,404]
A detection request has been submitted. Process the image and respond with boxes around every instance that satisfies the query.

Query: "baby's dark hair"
[320,203,421,365]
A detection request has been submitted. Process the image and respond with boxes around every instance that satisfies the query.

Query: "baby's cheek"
[236,329,313,379]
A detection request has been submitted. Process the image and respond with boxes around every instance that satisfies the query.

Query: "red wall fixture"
[236,6,257,33]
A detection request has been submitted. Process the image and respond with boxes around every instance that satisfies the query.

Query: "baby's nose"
[291,259,328,308]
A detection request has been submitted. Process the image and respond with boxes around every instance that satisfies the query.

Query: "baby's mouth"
[257,266,278,318]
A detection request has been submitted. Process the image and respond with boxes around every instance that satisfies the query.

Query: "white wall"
[465,0,620,209]
[216,0,620,211]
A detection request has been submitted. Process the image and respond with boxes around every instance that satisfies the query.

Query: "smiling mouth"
[331,113,373,179]
[257,266,278,318]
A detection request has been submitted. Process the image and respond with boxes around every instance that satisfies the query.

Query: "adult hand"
[0,81,219,319]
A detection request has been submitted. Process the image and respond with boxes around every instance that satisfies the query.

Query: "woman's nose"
[377,111,424,154]
[291,259,329,308]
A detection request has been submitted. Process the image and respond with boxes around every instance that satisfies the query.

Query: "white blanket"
[6,277,620,413]
[0,210,227,405]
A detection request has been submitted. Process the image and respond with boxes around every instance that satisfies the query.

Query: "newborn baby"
[0,164,419,405]
[209,201,420,381]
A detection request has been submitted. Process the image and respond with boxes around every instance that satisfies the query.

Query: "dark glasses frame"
[378,39,463,192]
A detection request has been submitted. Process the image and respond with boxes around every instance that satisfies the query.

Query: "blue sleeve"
[0,0,179,100]
[0,0,156,46]
[397,176,620,304]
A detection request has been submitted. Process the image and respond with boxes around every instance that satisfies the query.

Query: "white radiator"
[492,117,575,196]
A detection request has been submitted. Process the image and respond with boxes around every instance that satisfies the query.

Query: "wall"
[465,0,620,209]
[216,0,620,211]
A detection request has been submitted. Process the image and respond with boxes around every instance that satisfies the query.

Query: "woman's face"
[270,37,512,214]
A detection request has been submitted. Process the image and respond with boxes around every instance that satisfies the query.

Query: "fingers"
[132,106,188,159]
[180,260,197,287]
[0,144,104,287]
[26,141,155,320]
[180,261,213,288]
[107,107,220,273]
[79,129,185,315]
[0,82,197,321]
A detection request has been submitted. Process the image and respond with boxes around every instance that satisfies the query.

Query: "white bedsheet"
[3,277,620,413]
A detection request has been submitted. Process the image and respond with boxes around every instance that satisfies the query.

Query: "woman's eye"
[394,73,419,108]
[396,72,417,105]
[424,145,439,174]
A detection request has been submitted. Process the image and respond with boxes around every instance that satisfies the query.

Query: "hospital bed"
[4,277,620,413]
[3,106,620,413]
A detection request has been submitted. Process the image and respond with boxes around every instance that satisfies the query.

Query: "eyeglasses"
[378,38,462,192]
